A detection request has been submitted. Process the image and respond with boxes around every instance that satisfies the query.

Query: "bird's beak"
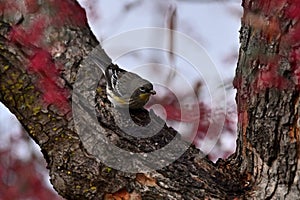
[149,90,156,95]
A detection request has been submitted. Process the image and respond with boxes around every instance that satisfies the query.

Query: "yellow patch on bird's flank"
[113,95,127,104]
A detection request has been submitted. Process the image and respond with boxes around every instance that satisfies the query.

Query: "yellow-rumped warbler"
[88,46,156,109]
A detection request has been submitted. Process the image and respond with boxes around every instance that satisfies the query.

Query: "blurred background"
[0,0,242,199]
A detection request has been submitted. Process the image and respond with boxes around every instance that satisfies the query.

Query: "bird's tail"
[86,45,112,72]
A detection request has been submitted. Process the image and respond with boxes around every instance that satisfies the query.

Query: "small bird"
[87,46,156,109]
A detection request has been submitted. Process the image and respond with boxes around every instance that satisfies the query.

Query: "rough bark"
[0,0,299,199]
[232,0,300,199]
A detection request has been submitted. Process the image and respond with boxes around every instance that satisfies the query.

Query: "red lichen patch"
[289,47,300,88]
[9,17,46,47]
[256,70,283,90]
[6,1,86,111]
[259,0,286,16]
[243,0,286,16]
[285,0,300,20]
[0,2,20,16]
[29,50,69,110]
[24,0,40,14]
[48,0,87,27]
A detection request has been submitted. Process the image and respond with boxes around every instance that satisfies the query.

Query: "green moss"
[2,65,10,72]
[33,106,41,115]
[90,186,97,191]
[105,167,112,173]
[76,185,81,189]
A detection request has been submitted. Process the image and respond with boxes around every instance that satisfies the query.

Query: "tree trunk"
[232,0,300,199]
[0,0,299,199]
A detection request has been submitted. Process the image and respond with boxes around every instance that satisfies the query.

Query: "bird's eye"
[139,87,146,93]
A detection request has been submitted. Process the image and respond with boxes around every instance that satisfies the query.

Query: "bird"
[87,46,156,109]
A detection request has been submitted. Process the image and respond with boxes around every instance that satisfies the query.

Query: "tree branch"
[5,0,300,199]
[0,0,250,199]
